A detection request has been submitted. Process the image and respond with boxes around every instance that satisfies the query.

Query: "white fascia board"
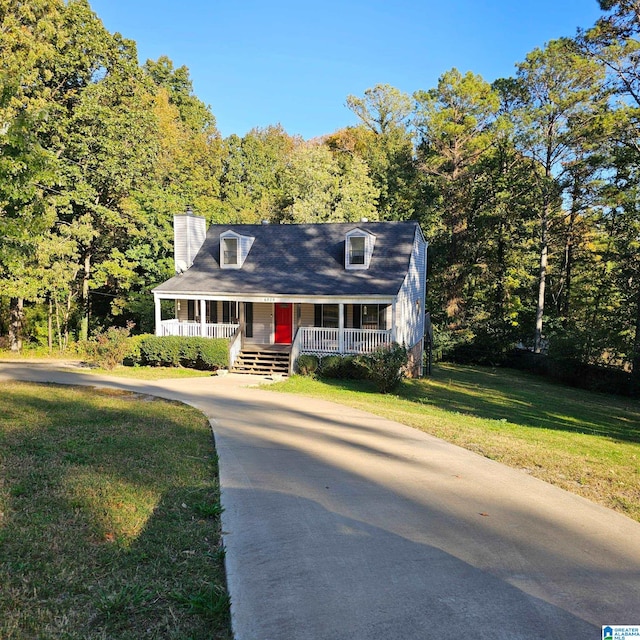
[153,291,396,305]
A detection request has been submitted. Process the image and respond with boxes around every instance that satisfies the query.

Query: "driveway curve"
[1,361,639,639]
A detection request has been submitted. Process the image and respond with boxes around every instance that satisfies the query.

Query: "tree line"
[1,0,639,382]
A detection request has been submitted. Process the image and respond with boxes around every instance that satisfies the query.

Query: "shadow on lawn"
[317,364,640,443]
[84,486,231,639]
[0,384,232,640]
[410,364,640,443]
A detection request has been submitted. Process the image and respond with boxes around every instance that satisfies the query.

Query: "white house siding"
[246,302,272,344]
[211,300,221,322]
[395,227,427,349]
[382,304,391,330]
[346,304,354,328]
[177,299,189,322]
[298,304,315,328]
[239,234,255,264]
[174,214,207,273]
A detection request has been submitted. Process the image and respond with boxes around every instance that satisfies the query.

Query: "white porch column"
[154,294,162,336]
[338,303,344,353]
[200,299,206,337]
[391,299,397,343]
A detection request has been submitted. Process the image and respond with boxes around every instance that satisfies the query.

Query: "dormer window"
[223,237,238,265]
[220,230,254,269]
[345,228,375,270]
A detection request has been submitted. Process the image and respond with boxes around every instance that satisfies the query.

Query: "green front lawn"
[0,382,232,639]
[270,364,640,522]
[84,365,216,380]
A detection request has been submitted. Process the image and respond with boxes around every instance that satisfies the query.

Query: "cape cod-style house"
[152,212,428,376]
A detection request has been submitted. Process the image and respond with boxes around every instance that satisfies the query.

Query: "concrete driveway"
[1,361,639,639]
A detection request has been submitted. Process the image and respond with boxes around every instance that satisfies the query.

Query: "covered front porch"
[153,294,397,370]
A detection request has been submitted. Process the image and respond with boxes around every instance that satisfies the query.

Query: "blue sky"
[89,0,604,140]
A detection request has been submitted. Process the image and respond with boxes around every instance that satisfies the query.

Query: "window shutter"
[245,302,253,338]
[314,304,322,327]
[379,304,389,330]
[207,301,218,323]
[352,304,361,329]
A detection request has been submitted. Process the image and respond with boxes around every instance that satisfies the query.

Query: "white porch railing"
[159,319,239,339]
[297,327,392,355]
[298,327,339,353]
[343,328,393,353]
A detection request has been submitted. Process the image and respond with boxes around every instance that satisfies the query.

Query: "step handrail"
[228,326,242,369]
[290,328,302,375]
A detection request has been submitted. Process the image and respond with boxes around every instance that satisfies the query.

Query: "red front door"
[274,303,293,344]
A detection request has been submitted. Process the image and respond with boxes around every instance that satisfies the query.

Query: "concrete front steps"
[231,348,290,376]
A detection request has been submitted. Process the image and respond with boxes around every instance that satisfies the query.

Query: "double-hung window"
[345,229,374,269]
[314,304,339,328]
[223,237,238,266]
[222,301,239,323]
[349,236,366,265]
[219,230,255,269]
[352,304,388,330]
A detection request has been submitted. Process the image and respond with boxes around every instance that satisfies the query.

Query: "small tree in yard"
[84,326,132,370]
[356,343,408,393]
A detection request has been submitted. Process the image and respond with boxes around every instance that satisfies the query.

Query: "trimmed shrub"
[355,343,408,393]
[296,354,319,376]
[138,336,182,367]
[132,336,229,370]
[122,333,150,366]
[318,355,344,378]
[195,338,229,370]
[339,355,366,379]
[318,354,365,379]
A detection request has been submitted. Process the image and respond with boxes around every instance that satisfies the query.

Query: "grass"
[0,381,232,640]
[83,365,216,380]
[0,349,217,380]
[269,363,640,522]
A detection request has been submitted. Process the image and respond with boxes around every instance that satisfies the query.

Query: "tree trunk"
[80,252,91,341]
[561,220,574,325]
[534,149,554,354]
[48,296,53,353]
[9,297,24,352]
[559,169,584,325]
[494,217,506,321]
[534,206,549,353]
[54,296,63,352]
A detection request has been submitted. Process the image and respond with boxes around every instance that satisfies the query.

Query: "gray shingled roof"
[153,221,421,297]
